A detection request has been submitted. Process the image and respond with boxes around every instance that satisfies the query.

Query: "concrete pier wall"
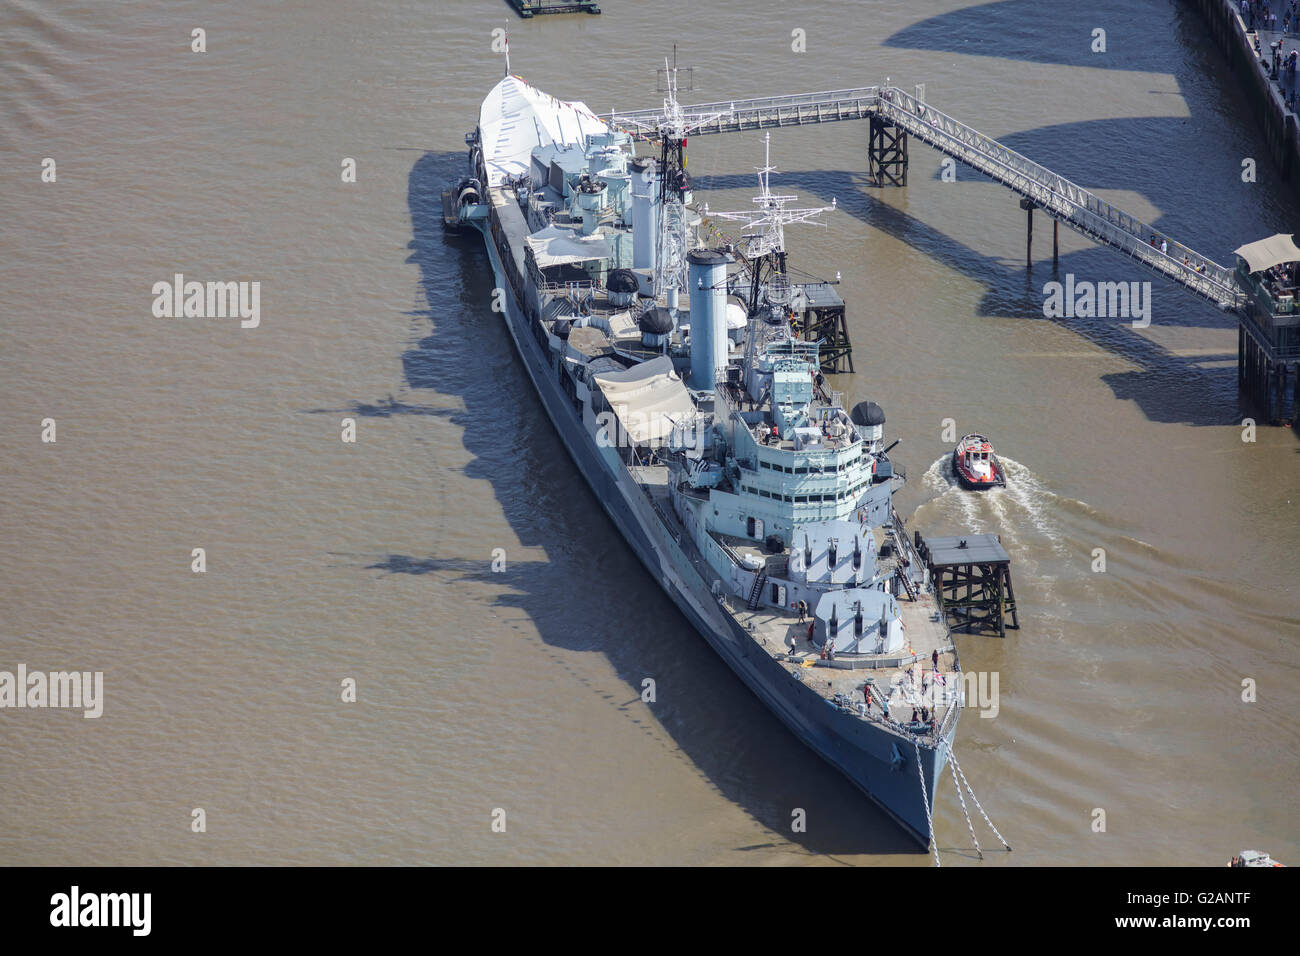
[1189,0,1300,182]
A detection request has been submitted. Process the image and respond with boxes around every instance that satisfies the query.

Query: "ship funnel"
[631,159,659,271]
[687,248,731,391]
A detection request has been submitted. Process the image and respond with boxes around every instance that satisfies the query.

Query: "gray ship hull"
[473,217,950,847]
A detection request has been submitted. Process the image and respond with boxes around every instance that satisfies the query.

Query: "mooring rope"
[950,749,1011,851]
[949,757,982,859]
[914,738,940,867]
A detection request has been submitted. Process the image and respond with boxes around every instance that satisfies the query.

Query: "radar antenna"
[701,133,836,316]
[704,133,836,262]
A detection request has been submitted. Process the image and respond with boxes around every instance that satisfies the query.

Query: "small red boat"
[952,433,1006,490]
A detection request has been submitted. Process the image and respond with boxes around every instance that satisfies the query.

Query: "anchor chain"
[950,749,1011,852]
[913,739,940,867]
[949,758,982,859]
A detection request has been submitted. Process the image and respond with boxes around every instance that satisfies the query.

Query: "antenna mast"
[609,54,732,304]
[702,133,836,314]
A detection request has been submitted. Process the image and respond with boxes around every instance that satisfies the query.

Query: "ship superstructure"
[444,68,969,846]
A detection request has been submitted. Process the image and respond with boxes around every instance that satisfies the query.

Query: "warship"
[443,63,969,846]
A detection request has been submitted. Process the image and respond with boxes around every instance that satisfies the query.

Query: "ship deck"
[631,464,959,747]
[732,567,958,743]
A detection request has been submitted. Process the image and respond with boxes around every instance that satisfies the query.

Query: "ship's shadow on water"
[395,150,918,858]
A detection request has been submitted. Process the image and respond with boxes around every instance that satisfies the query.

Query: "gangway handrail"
[872,87,1243,306]
[607,85,883,125]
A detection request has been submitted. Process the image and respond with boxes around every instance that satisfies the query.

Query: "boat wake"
[910,453,1299,652]
[912,454,1113,619]
[918,455,1087,555]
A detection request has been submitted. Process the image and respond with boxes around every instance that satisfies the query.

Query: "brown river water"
[1,0,1296,865]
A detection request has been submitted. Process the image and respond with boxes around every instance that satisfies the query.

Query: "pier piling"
[1019,198,1036,268]
[915,533,1019,638]
[867,114,908,187]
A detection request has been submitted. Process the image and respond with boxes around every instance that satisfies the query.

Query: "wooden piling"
[916,533,1018,639]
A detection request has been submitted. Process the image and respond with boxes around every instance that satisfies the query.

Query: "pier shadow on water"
[878,0,1300,425]
[885,0,1194,74]
[699,158,1242,428]
[387,149,920,858]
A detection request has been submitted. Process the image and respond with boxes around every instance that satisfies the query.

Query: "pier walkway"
[609,86,1246,310]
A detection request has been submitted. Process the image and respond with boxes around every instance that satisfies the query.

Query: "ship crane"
[608,60,732,306]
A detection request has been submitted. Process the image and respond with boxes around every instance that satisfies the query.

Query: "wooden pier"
[1239,313,1300,425]
[507,0,600,17]
[1233,237,1300,425]
[791,281,854,373]
[914,532,1019,639]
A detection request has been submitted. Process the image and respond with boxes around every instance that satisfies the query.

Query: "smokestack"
[631,159,659,272]
[687,248,731,391]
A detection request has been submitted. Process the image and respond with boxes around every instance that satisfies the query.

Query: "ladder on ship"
[896,566,917,603]
[747,568,767,611]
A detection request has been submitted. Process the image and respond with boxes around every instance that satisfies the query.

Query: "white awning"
[592,355,696,445]
[525,224,612,269]
[1234,234,1300,273]
[477,75,608,187]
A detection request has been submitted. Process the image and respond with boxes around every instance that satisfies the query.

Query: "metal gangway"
[609,86,1246,310]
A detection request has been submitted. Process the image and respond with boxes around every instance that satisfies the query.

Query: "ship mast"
[703,133,836,316]
[610,58,732,307]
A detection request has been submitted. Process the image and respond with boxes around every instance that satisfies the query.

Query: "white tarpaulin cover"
[525,224,613,268]
[1234,234,1300,273]
[592,355,696,445]
[478,75,608,187]
[726,301,748,330]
